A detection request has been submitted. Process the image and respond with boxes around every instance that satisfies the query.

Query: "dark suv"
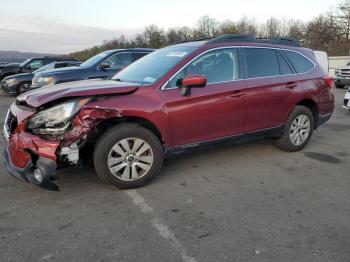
[3,35,334,190]
[0,57,76,81]
[30,49,154,90]
[0,61,81,95]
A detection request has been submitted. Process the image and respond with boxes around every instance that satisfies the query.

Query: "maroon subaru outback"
[3,35,334,190]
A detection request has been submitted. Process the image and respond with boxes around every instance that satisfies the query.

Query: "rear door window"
[277,51,293,75]
[283,50,314,73]
[244,48,280,78]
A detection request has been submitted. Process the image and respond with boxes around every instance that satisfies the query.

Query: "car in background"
[0,61,81,95]
[0,57,78,81]
[2,34,334,191]
[0,62,9,66]
[343,87,350,111]
[334,62,350,88]
[30,49,154,90]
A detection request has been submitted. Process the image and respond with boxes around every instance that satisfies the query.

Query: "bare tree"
[195,15,219,38]
[134,34,147,47]
[177,26,193,40]
[236,17,258,35]
[71,1,350,60]
[263,17,281,38]
[332,0,350,40]
[166,28,185,44]
[143,25,166,48]
[220,20,237,34]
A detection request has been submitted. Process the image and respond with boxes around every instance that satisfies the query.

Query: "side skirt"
[165,124,285,157]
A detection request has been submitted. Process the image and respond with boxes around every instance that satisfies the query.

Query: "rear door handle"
[285,82,297,89]
[229,90,245,98]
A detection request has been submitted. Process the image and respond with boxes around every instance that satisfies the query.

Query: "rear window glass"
[245,48,279,78]
[283,50,314,73]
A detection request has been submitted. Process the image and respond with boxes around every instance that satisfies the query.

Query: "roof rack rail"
[174,36,215,45]
[205,34,301,47]
[206,34,256,44]
[267,37,301,47]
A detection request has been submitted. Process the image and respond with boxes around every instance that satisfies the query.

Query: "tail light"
[323,75,333,88]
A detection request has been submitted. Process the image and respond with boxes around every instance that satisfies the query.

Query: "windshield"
[112,46,196,84]
[19,59,31,67]
[80,51,111,67]
[33,62,55,73]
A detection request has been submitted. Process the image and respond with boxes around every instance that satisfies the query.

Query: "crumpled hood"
[17,79,139,107]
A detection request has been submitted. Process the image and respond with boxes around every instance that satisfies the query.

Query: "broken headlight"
[28,98,90,130]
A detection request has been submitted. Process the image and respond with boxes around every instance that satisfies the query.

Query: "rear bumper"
[318,113,332,127]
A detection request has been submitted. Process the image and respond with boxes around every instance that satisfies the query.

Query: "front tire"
[17,82,30,95]
[93,123,163,189]
[275,105,314,152]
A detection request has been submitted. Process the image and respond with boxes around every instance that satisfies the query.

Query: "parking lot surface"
[0,88,349,262]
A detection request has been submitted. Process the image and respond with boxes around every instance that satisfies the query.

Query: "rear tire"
[275,105,314,152]
[93,123,163,189]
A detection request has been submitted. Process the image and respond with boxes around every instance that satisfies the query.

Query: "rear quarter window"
[283,50,314,73]
[244,48,280,78]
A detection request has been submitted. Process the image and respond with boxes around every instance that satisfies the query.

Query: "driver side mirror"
[177,74,207,96]
[99,61,111,70]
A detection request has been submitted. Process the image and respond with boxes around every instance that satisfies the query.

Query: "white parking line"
[125,190,198,262]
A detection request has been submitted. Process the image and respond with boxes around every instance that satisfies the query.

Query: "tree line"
[72,0,350,61]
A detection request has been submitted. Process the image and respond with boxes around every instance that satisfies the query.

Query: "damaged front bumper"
[3,108,61,190]
[3,146,59,191]
[3,101,121,191]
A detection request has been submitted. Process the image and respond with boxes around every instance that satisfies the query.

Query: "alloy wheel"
[107,137,154,181]
[289,114,311,146]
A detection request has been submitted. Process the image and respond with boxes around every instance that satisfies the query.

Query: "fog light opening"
[33,168,43,184]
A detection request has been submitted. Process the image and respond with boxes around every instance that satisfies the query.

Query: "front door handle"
[285,82,297,89]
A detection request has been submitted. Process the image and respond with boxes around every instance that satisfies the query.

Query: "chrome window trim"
[161,46,316,91]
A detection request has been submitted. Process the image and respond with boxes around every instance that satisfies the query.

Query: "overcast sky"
[0,0,342,54]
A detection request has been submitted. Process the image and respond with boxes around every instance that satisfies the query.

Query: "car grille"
[339,69,350,77]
